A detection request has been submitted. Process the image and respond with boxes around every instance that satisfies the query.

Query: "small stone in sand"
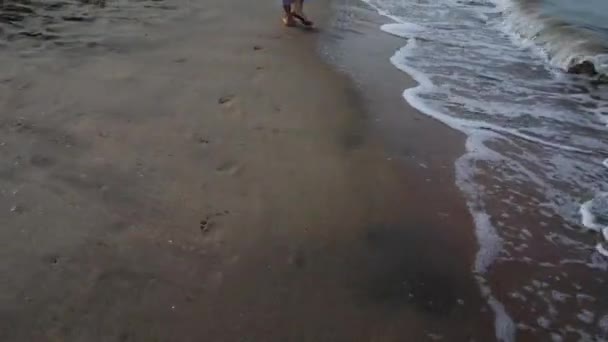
[253,45,263,51]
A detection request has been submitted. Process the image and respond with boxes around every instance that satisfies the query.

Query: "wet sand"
[326,2,608,341]
[1,0,495,340]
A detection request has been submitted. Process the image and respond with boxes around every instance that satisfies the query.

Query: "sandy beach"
[1,0,497,340]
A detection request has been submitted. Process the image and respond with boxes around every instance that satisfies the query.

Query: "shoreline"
[1,0,495,340]
[332,0,608,340]
[321,0,501,338]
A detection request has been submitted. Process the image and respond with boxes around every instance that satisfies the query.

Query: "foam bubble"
[599,314,608,333]
[577,310,595,324]
[588,251,608,270]
[538,316,551,329]
[596,243,608,258]
[580,193,608,232]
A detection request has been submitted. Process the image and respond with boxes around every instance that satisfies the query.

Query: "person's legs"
[282,0,296,26]
[292,0,313,26]
[293,0,303,15]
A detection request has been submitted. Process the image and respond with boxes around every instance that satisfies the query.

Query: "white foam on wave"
[387,39,516,280]
[380,22,424,36]
[580,197,604,232]
[383,28,598,157]
[599,314,608,334]
[595,243,608,258]
[480,280,517,342]
[470,211,503,273]
[361,4,517,341]
[595,54,608,75]
[580,192,608,257]
[490,0,608,75]
[579,192,608,232]
[578,192,608,271]
[387,40,470,134]
[360,0,608,338]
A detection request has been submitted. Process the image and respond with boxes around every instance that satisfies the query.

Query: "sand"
[1,0,495,340]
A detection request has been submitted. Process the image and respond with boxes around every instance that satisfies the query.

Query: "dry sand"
[1,0,495,340]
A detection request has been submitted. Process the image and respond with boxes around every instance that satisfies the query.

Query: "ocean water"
[544,0,608,40]
[359,0,608,340]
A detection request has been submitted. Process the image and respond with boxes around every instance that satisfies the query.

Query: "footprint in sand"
[30,155,55,168]
[218,94,244,116]
[215,161,241,176]
[45,254,60,266]
[218,94,249,118]
[218,95,234,105]
[193,134,209,145]
[200,210,230,234]
[200,218,213,233]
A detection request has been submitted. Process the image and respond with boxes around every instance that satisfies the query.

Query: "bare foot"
[292,11,313,27]
[282,15,296,27]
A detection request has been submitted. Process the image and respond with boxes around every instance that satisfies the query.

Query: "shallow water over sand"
[330,0,608,340]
